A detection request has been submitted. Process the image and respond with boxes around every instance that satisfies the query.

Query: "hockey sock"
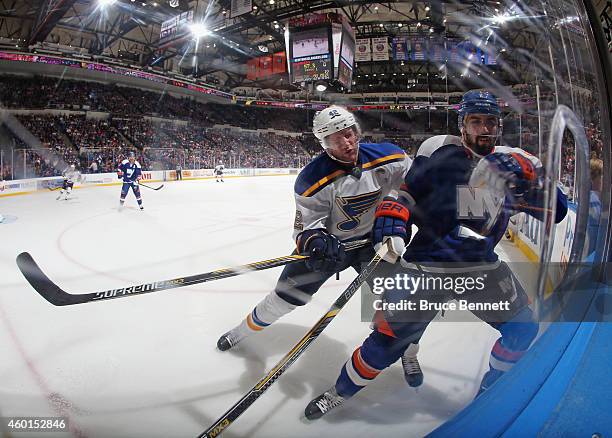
[335,330,406,397]
[244,290,298,333]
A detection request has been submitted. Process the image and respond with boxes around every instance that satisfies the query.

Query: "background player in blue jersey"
[304,90,569,420]
[216,105,423,383]
[117,152,144,210]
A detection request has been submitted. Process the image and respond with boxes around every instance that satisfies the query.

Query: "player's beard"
[463,132,496,157]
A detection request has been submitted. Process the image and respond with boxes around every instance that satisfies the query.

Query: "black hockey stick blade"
[139,182,164,191]
[16,252,305,306]
[47,186,61,191]
[198,242,388,438]
[15,239,370,307]
[16,252,86,306]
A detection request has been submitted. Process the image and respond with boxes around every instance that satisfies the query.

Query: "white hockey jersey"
[293,142,412,242]
[62,168,80,184]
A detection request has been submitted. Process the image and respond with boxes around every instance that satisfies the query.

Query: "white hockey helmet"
[312,105,360,149]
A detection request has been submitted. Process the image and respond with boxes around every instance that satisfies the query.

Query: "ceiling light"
[315,82,327,92]
[98,0,116,7]
[425,5,430,11]
[189,23,209,39]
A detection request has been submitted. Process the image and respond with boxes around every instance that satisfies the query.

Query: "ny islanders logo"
[335,189,381,232]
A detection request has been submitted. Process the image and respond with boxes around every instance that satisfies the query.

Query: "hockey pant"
[58,181,74,199]
[120,182,142,206]
[334,260,539,398]
[241,241,377,333]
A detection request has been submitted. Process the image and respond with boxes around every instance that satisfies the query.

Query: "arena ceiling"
[0,0,606,94]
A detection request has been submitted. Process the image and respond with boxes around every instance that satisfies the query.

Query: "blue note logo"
[336,189,381,232]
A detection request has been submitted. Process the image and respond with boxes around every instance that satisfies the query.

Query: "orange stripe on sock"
[352,348,380,380]
[246,313,265,331]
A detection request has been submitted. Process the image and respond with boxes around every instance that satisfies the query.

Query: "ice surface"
[0,176,530,437]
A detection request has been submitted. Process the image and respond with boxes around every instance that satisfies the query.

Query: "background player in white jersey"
[56,164,80,201]
[216,105,422,382]
[117,152,143,210]
[214,163,225,182]
[303,90,568,420]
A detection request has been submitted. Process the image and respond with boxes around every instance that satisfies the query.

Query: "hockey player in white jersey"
[214,163,225,182]
[216,106,424,385]
[56,164,80,200]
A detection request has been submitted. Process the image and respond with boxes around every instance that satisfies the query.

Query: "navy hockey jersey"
[118,160,142,183]
[402,137,568,263]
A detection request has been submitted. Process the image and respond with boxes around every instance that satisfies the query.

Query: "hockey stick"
[139,182,164,191]
[16,239,370,306]
[198,242,390,438]
[47,186,62,191]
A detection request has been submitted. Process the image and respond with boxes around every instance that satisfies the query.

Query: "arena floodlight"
[189,22,209,39]
[98,0,116,7]
[494,14,509,24]
[315,83,327,92]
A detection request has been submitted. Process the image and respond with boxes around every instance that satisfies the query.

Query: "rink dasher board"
[0,168,301,197]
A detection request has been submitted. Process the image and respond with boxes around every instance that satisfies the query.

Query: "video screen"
[291,28,330,59]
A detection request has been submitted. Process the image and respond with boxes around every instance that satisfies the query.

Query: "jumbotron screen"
[337,27,355,89]
[289,27,332,83]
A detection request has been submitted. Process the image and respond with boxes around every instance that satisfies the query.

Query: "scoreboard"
[287,13,355,90]
[289,27,332,83]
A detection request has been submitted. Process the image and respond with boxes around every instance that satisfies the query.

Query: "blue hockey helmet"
[457,90,501,131]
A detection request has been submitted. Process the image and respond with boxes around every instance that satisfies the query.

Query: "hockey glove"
[297,230,346,273]
[472,152,539,203]
[373,197,410,263]
[117,171,123,179]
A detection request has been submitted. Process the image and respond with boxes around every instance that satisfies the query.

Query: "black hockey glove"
[297,230,346,273]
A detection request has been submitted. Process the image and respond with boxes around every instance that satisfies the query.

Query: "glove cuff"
[375,199,410,222]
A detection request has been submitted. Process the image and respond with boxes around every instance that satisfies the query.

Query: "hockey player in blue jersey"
[304,90,569,420]
[117,152,144,210]
[216,105,425,384]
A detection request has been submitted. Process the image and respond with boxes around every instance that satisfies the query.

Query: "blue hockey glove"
[373,197,410,263]
[297,230,346,273]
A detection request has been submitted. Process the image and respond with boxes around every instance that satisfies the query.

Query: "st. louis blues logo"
[335,189,381,232]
